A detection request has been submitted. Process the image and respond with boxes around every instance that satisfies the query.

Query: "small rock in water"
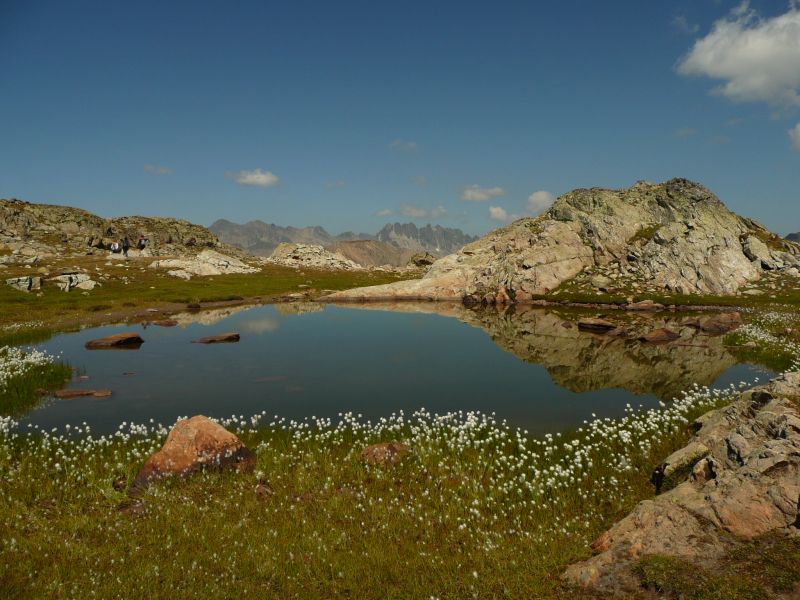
[85,332,144,349]
[191,332,240,344]
[638,328,681,343]
[577,317,617,333]
[53,388,113,399]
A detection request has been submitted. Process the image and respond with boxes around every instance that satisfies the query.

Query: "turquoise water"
[23,303,771,435]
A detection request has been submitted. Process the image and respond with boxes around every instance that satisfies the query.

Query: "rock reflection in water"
[331,302,738,402]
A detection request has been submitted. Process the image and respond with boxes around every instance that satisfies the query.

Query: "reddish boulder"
[686,312,743,334]
[638,328,681,343]
[361,442,411,466]
[577,318,617,333]
[85,332,144,349]
[152,319,178,327]
[191,332,240,344]
[132,415,255,490]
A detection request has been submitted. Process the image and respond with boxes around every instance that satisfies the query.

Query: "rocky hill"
[209,219,476,259]
[788,232,800,242]
[0,198,243,259]
[324,178,800,302]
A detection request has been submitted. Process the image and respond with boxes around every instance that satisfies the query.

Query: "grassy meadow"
[1,289,799,597]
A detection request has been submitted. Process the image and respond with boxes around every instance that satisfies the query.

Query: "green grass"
[635,534,800,599]
[0,258,412,345]
[0,382,741,599]
[627,223,662,245]
[0,357,71,416]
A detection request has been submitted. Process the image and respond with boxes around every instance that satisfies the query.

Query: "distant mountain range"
[209,219,477,258]
[787,232,800,242]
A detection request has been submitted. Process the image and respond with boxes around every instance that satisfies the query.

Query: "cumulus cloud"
[144,163,173,175]
[527,190,556,213]
[489,206,509,221]
[374,208,395,217]
[672,14,700,35]
[677,3,800,108]
[673,127,698,138]
[390,139,417,151]
[461,184,506,202]
[226,168,280,188]
[325,180,347,189]
[400,204,446,219]
[240,318,280,334]
[790,122,800,151]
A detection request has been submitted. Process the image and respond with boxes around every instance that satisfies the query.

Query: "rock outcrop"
[149,249,259,279]
[324,179,800,303]
[563,372,800,596]
[267,243,363,270]
[132,415,255,490]
[0,197,245,260]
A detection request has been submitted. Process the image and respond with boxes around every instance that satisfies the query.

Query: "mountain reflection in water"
[337,302,739,402]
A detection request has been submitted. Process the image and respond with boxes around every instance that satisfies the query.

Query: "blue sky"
[1,0,798,236]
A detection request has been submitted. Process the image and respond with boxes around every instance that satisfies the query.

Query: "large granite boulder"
[132,415,256,490]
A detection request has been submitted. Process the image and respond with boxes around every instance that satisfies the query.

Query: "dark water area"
[22,302,771,435]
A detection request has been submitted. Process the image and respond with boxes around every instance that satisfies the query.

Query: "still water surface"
[23,303,771,435]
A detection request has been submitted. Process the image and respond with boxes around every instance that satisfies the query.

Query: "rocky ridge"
[0,197,245,261]
[563,371,800,597]
[324,179,800,303]
[209,218,477,259]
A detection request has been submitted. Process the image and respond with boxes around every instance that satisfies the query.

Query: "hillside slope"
[1,198,243,258]
[324,178,800,302]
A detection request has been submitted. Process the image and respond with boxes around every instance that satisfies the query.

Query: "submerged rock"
[53,388,113,399]
[638,328,681,343]
[577,318,617,333]
[132,415,255,490]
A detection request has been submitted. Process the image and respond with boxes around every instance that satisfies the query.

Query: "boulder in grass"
[638,328,681,343]
[361,442,411,466]
[577,318,617,333]
[85,332,144,349]
[191,332,240,344]
[131,415,255,492]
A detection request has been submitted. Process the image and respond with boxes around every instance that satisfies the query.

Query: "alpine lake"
[21,301,770,435]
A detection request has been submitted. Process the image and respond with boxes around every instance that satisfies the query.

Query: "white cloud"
[672,14,700,35]
[489,206,509,221]
[527,190,556,213]
[400,204,446,219]
[241,318,280,334]
[325,180,347,189]
[144,163,173,175]
[390,139,417,151]
[413,175,428,186]
[226,168,280,188]
[677,3,800,108]
[673,127,698,138]
[790,122,800,151]
[461,184,506,202]
[374,208,395,217]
